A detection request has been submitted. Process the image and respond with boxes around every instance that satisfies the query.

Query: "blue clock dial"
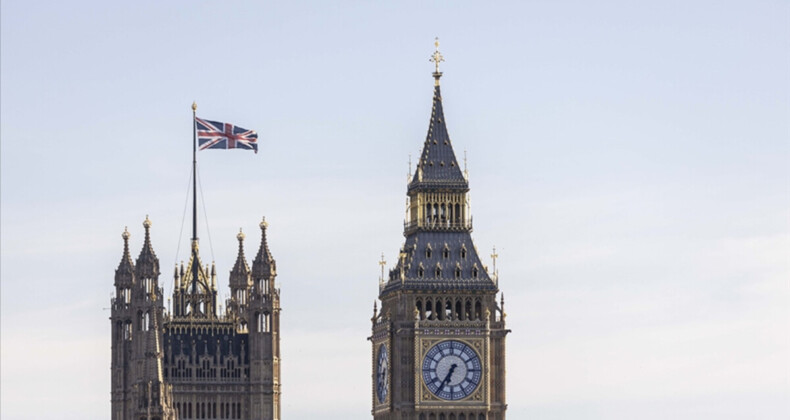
[421,340,481,401]
[376,344,388,403]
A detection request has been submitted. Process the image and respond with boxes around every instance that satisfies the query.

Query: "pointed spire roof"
[409,41,468,193]
[380,40,497,297]
[230,229,251,285]
[135,216,160,279]
[252,217,276,279]
[115,227,135,285]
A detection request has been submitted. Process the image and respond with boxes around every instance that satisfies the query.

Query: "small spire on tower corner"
[115,226,134,283]
[252,216,276,279]
[430,37,444,85]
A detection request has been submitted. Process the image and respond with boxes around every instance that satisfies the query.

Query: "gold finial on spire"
[379,253,387,282]
[260,216,268,229]
[191,101,197,112]
[430,37,444,85]
[237,228,245,242]
[491,246,499,276]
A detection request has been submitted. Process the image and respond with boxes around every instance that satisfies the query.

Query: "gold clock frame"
[414,333,490,410]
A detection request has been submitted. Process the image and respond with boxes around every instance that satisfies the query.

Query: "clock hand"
[437,363,458,392]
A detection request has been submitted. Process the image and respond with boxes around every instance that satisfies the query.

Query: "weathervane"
[430,37,444,84]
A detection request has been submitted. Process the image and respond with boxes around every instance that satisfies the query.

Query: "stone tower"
[111,217,177,420]
[111,217,282,420]
[370,43,509,420]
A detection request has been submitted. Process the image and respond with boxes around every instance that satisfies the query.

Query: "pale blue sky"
[1,1,788,419]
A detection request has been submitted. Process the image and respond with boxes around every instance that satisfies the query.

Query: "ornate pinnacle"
[136,215,160,279]
[121,227,131,261]
[491,246,499,273]
[379,253,387,282]
[231,228,250,281]
[430,37,444,84]
[430,37,444,73]
[253,216,276,279]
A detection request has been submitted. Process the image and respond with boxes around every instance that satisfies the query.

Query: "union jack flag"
[196,117,258,153]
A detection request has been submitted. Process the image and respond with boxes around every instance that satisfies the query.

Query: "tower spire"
[408,41,467,191]
[115,227,135,284]
[230,228,251,284]
[252,217,276,279]
[136,216,160,280]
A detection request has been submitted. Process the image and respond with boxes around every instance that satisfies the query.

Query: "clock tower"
[370,40,509,420]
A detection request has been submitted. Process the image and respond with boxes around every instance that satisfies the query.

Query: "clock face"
[376,344,388,403]
[421,340,482,401]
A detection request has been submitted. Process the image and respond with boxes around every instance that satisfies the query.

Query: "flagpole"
[191,101,198,294]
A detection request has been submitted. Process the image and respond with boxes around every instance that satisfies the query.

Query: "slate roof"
[408,84,469,193]
[382,231,496,295]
